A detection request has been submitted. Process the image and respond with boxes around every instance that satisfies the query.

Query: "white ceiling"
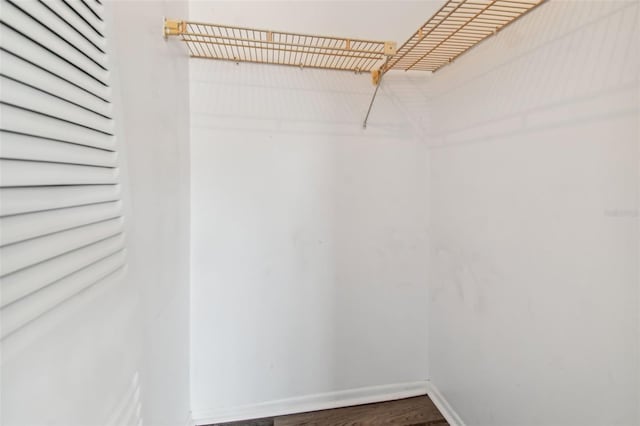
[188,1,444,47]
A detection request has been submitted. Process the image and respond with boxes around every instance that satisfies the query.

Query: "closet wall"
[425,1,640,425]
[188,2,435,422]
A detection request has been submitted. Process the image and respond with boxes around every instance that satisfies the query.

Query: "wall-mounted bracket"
[164,18,185,38]
[383,41,397,56]
[371,69,381,85]
[363,69,384,129]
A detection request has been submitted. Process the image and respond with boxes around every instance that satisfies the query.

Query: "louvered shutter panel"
[0,0,126,339]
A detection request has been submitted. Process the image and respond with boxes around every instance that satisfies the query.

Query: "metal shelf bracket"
[163,18,185,38]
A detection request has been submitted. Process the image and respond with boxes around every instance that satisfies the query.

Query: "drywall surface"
[188,2,432,420]
[425,1,640,425]
[0,2,191,425]
[108,2,191,425]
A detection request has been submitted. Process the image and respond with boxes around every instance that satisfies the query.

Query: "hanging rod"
[164,18,396,78]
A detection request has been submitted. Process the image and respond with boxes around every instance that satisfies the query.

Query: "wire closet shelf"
[163,0,547,127]
[382,0,546,73]
[164,20,397,73]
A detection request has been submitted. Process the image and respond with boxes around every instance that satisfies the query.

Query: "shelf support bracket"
[363,70,384,129]
[164,18,185,38]
[384,41,397,56]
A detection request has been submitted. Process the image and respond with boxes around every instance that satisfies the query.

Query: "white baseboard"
[425,381,465,426]
[192,381,429,425]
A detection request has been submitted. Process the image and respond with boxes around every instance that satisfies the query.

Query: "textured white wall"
[188,2,434,421]
[0,2,191,425]
[425,1,640,425]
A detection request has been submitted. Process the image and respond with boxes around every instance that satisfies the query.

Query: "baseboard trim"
[425,381,465,426]
[192,381,429,425]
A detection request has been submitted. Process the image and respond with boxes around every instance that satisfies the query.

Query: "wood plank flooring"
[210,396,448,426]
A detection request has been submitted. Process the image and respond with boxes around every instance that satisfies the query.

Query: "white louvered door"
[0,0,126,338]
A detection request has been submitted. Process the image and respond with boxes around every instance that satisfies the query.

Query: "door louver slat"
[0,0,125,339]
[78,0,102,24]
[0,185,121,216]
[0,200,122,246]
[0,131,117,167]
[60,0,104,38]
[0,233,125,308]
[0,159,119,186]
[6,0,107,69]
[0,50,112,117]
[1,0,109,86]
[0,217,124,277]
[0,23,111,100]
[41,0,106,51]
[0,103,114,150]
[1,249,126,338]
[1,75,113,132]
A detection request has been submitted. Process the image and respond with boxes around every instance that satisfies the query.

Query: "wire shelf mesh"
[384,0,546,72]
[174,21,392,73]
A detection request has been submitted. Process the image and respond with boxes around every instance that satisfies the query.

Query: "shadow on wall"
[106,371,144,426]
[1,270,143,426]
[424,0,639,147]
[189,57,432,139]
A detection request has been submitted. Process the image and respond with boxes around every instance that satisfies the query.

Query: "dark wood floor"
[210,396,448,426]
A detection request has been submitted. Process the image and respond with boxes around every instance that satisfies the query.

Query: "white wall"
[0,2,191,425]
[109,2,191,425]
[188,2,434,421]
[425,1,640,425]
